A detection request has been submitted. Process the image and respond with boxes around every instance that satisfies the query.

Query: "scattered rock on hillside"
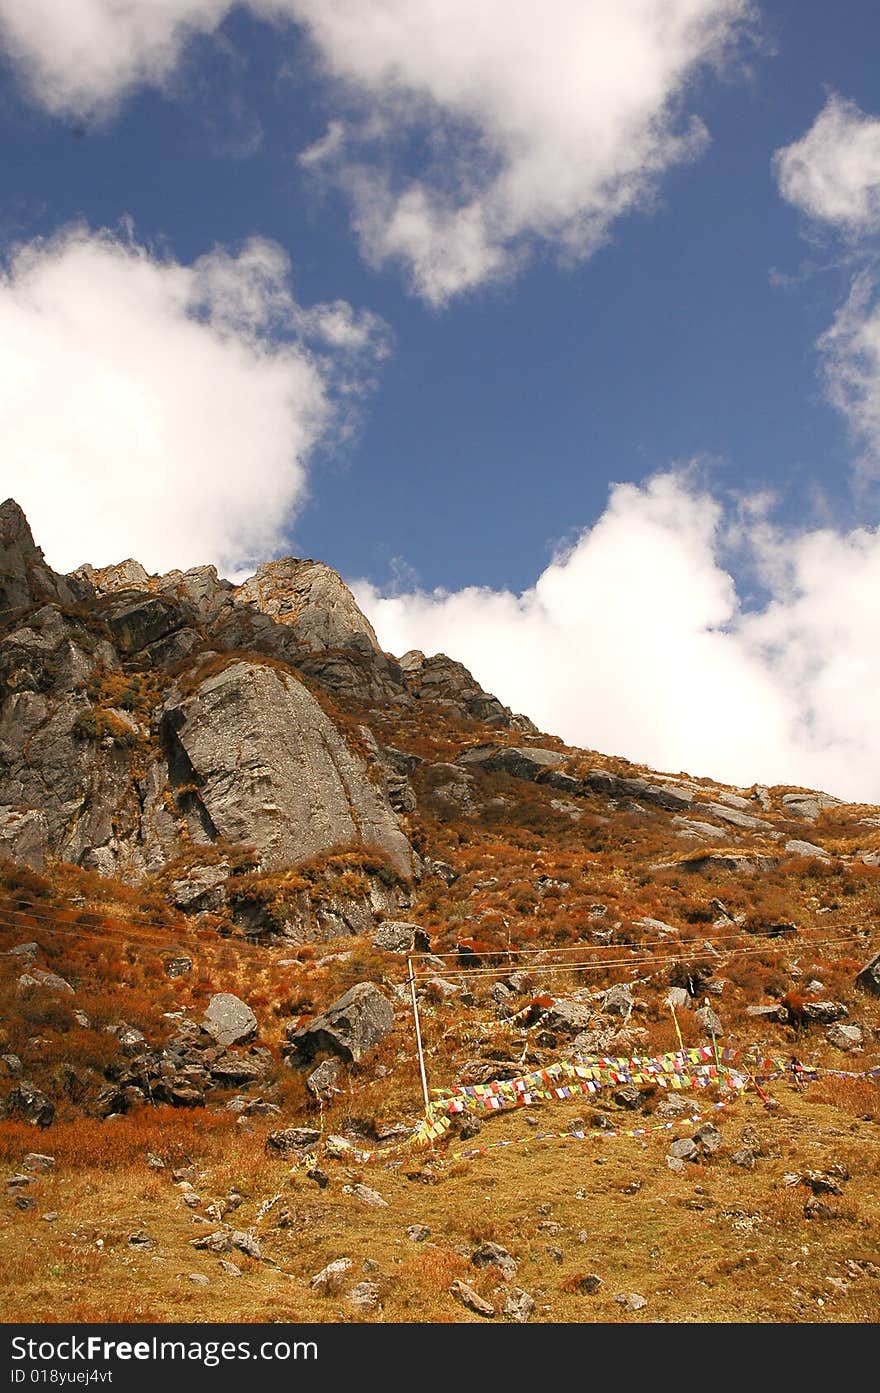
[191,1231,233,1254]
[457,744,566,781]
[666,987,692,1011]
[801,1001,848,1025]
[785,839,831,861]
[306,1057,342,1098]
[164,955,192,979]
[266,1127,320,1157]
[801,1168,847,1196]
[827,1023,863,1052]
[453,1114,482,1142]
[310,1258,353,1295]
[856,951,880,996]
[22,1153,54,1172]
[170,862,228,912]
[16,968,74,996]
[540,999,594,1034]
[746,1004,788,1023]
[693,1122,722,1154]
[656,1094,699,1120]
[730,1147,756,1169]
[372,921,420,953]
[574,1274,603,1294]
[347,1281,382,1313]
[702,803,772,832]
[669,1138,699,1163]
[695,1005,723,1037]
[202,993,258,1047]
[612,1084,643,1110]
[602,984,634,1018]
[284,982,395,1065]
[614,1292,647,1312]
[449,1280,495,1318]
[471,1242,517,1281]
[230,1230,261,1259]
[406,1225,430,1242]
[675,852,778,875]
[503,1288,535,1322]
[782,791,842,821]
[342,1184,388,1208]
[6,1081,54,1127]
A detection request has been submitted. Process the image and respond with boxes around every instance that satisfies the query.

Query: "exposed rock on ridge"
[161,660,414,878]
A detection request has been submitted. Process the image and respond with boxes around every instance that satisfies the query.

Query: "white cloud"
[0,226,386,576]
[0,0,236,118]
[289,0,756,304]
[773,94,880,234]
[0,1,756,302]
[298,119,346,168]
[354,471,880,802]
[773,100,880,474]
[819,272,880,476]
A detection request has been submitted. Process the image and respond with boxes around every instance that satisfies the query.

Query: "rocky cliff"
[0,500,524,895]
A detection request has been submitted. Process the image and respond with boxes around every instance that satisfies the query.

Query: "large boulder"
[161,660,414,878]
[202,993,258,1047]
[285,982,395,1064]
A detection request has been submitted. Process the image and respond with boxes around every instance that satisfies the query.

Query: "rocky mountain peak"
[0,500,545,886]
[234,557,381,656]
[0,497,89,614]
[0,497,34,548]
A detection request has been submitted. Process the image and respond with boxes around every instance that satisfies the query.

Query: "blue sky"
[2,1,880,798]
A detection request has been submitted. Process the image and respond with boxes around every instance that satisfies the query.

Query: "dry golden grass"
[1,1080,878,1324]
[2,699,880,1324]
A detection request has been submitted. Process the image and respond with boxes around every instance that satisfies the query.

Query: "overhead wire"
[1,897,867,969]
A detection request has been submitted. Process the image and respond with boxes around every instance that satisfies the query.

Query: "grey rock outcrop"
[399,650,519,727]
[458,744,566,780]
[161,661,414,878]
[0,500,86,613]
[785,839,831,861]
[0,503,417,884]
[781,791,843,821]
[6,1080,55,1127]
[235,558,381,655]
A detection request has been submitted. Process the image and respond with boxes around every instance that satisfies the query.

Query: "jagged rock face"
[0,505,417,881]
[161,660,414,878]
[234,558,381,655]
[0,500,89,613]
[399,650,532,729]
[0,601,136,874]
[0,499,523,882]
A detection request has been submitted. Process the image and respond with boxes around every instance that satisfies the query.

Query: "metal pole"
[407,954,431,1115]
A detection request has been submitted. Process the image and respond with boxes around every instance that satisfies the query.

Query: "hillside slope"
[1,498,878,1324]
